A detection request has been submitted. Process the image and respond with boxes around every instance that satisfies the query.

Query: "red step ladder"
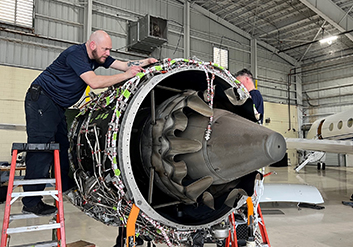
[225,201,270,247]
[1,143,66,247]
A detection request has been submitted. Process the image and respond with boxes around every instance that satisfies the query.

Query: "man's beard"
[92,49,106,64]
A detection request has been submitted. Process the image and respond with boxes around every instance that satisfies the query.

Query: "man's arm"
[110,58,158,71]
[80,66,141,89]
[81,58,158,89]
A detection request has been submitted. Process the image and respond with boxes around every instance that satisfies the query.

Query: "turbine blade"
[224,188,247,208]
[202,191,215,210]
[224,87,247,106]
[186,94,213,117]
[172,109,188,132]
[170,180,185,194]
[185,176,213,202]
[166,137,202,156]
[171,161,187,184]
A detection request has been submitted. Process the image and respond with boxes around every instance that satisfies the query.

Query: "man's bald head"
[88,30,111,45]
[86,30,112,64]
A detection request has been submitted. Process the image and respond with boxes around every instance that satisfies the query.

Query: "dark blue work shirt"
[250,89,264,123]
[33,43,115,108]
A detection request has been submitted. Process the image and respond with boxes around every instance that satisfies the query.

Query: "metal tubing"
[148,167,155,204]
[150,90,156,125]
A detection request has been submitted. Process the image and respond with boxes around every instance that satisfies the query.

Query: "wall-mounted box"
[127,14,168,54]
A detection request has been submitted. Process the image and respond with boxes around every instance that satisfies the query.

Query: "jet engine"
[68,58,286,246]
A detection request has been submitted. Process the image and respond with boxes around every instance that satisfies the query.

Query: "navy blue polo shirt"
[250,89,264,123]
[33,43,115,108]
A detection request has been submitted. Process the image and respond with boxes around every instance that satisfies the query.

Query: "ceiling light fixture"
[319,36,338,45]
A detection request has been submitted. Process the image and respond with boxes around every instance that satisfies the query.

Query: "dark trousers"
[22,89,74,207]
[114,227,125,247]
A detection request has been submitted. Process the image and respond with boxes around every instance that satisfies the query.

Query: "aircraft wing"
[286,138,353,154]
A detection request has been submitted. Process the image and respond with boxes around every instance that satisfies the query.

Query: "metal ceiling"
[189,0,353,66]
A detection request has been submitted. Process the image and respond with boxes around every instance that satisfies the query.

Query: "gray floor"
[1,165,353,247]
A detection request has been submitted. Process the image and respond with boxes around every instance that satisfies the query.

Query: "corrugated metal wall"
[0,0,295,103]
[257,47,295,105]
[188,9,251,67]
[302,55,353,123]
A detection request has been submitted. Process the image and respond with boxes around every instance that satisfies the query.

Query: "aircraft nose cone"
[265,132,287,163]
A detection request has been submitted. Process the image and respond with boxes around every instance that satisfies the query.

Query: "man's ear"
[245,77,255,91]
[89,41,96,51]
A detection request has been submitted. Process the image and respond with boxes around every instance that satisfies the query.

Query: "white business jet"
[259,109,353,206]
[286,108,353,172]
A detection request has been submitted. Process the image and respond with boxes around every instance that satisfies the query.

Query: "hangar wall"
[264,102,299,166]
[302,55,353,123]
[0,0,296,95]
[0,0,298,162]
[0,66,41,161]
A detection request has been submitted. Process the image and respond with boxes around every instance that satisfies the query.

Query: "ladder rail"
[54,149,66,247]
[257,204,270,246]
[1,149,18,247]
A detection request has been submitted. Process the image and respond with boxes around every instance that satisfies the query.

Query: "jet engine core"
[68,58,286,246]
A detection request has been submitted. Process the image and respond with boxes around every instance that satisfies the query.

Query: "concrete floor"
[1,165,353,247]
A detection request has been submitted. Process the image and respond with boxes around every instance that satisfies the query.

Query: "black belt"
[28,84,47,94]
[27,84,66,111]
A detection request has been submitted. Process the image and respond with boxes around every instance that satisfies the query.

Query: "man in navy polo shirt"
[23,30,157,216]
[235,68,264,124]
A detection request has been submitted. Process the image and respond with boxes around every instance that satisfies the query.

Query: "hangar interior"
[1,0,353,246]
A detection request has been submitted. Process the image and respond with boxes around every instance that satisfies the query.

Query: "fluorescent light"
[319,36,338,44]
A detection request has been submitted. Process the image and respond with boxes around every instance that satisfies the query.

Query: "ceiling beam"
[190,2,298,66]
[257,11,318,38]
[298,21,326,62]
[299,0,353,42]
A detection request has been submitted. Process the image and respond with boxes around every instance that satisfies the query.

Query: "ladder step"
[12,190,58,197]
[13,178,56,186]
[6,223,61,234]
[11,240,59,247]
[10,213,41,220]
[12,143,60,152]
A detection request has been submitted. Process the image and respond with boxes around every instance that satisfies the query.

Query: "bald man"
[22,30,157,216]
